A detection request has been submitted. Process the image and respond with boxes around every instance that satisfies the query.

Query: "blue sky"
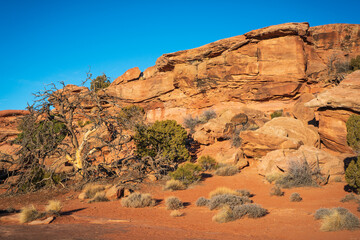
[0,0,359,110]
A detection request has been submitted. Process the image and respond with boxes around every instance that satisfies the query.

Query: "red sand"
[1,166,360,240]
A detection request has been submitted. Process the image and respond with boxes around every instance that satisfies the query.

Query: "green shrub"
[270,110,283,119]
[341,193,360,203]
[345,114,360,192]
[212,204,267,223]
[165,196,183,210]
[350,55,360,71]
[170,162,202,185]
[198,156,218,171]
[134,120,190,163]
[90,74,110,92]
[183,109,216,134]
[346,114,360,152]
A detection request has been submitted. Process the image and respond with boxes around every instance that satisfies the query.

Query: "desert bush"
[45,200,62,215]
[121,192,155,208]
[90,74,110,92]
[209,187,241,199]
[289,193,302,202]
[198,156,218,171]
[170,162,202,185]
[270,186,284,196]
[270,110,283,119]
[314,207,360,231]
[165,196,183,210]
[170,210,184,217]
[232,204,268,219]
[212,206,234,223]
[135,120,190,163]
[196,197,210,207]
[235,189,252,197]
[118,105,145,130]
[345,115,360,192]
[163,179,186,191]
[341,193,360,203]
[83,184,106,199]
[88,191,109,203]
[275,160,317,188]
[265,172,283,183]
[214,165,239,176]
[212,204,267,223]
[350,55,360,71]
[19,205,41,223]
[183,115,200,134]
[208,194,252,210]
[200,109,217,123]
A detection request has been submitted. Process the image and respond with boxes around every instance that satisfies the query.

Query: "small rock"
[28,216,54,225]
[78,192,86,201]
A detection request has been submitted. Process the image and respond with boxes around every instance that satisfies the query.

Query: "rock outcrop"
[240,117,320,158]
[104,22,360,123]
[306,70,360,153]
[257,145,345,181]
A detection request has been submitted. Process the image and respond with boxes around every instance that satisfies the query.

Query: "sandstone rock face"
[257,145,344,180]
[105,23,360,121]
[306,71,360,153]
[240,117,320,158]
[110,67,141,86]
[290,93,316,123]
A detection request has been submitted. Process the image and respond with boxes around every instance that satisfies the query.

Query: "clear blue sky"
[0,0,359,110]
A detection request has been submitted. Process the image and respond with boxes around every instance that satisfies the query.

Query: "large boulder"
[240,117,320,158]
[257,145,345,181]
[306,71,360,153]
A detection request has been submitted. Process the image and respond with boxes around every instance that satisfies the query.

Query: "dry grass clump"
[208,194,252,210]
[165,196,183,210]
[196,197,210,207]
[209,187,241,198]
[88,191,109,203]
[45,200,63,215]
[212,204,268,223]
[270,186,284,196]
[214,165,239,176]
[19,205,41,223]
[275,160,318,188]
[314,207,360,231]
[121,192,155,208]
[170,210,184,217]
[236,189,252,197]
[83,184,106,199]
[163,179,186,191]
[289,193,302,202]
[341,193,360,203]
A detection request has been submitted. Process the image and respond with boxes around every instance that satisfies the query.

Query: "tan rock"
[244,22,309,40]
[111,67,141,86]
[291,93,316,123]
[257,145,344,180]
[105,185,123,200]
[240,117,319,158]
[305,71,360,153]
[28,216,54,225]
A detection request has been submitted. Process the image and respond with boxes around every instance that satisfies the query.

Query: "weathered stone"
[291,93,316,123]
[28,216,54,225]
[105,185,123,200]
[111,67,142,86]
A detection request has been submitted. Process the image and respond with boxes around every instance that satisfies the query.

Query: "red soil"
[1,166,360,240]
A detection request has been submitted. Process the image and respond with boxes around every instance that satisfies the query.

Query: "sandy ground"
[1,166,360,240]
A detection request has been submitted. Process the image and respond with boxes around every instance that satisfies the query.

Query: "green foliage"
[170,162,202,185]
[345,157,360,192]
[19,167,65,192]
[270,110,283,119]
[350,55,360,71]
[90,74,110,91]
[345,114,360,192]
[198,156,218,170]
[118,105,145,130]
[134,120,190,163]
[346,114,360,153]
